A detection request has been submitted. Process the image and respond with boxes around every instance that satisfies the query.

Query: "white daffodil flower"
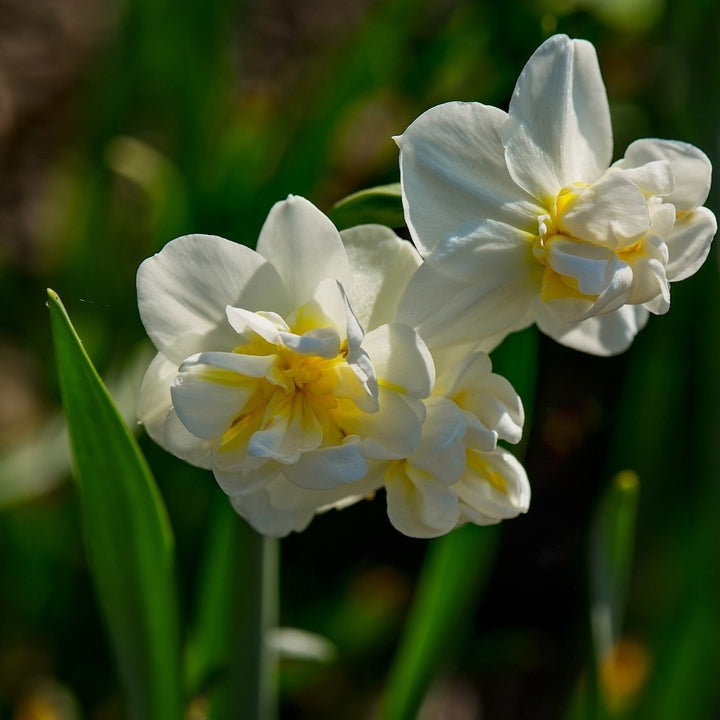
[395,34,716,355]
[376,351,530,538]
[137,196,433,535]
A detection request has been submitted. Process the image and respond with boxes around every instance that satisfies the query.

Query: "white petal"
[225,306,287,343]
[363,323,435,399]
[214,459,279,496]
[137,352,177,446]
[229,470,380,537]
[163,408,214,469]
[256,196,351,308]
[340,224,422,330]
[455,447,530,524]
[410,398,468,486]
[137,234,289,364]
[618,138,712,210]
[547,237,628,297]
[395,222,540,350]
[385,464,459,538]
[439,352,524,445]
[613,160,674,197]
[342,387,425,460]
[535,303,649,356]
[249,394,323,463]
[665,206,717,282]
[396,101,539,254]
[282,439,369,490]
[171,352,274,439]
[559,170,649,248]
[503,35,612,198]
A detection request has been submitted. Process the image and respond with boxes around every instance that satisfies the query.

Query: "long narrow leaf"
[378,524,500,720]
[47,289,183,720]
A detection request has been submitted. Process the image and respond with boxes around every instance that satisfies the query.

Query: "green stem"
[228,524,278,720]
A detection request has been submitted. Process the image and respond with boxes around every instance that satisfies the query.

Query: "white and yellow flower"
[373,350,530,538]
[137,196,433,535]
[395,34,716,355]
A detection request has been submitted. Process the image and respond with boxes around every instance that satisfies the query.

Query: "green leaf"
[47,289,183,720]
[329,183,404,231]
[378,524,500,720]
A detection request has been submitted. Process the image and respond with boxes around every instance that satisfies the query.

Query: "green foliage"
[47,290,183,720]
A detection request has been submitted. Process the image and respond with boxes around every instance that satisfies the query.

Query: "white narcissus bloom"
[395,34,717,356]
[374,350,530,538]
[137,196,433,536]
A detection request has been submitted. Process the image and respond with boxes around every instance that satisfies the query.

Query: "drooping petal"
[137,234,289,364]
[363,323,435,399]
[665,206,717,282]
[137,352,177,446]
[385,463,459,538]
[503,34,612,199]
[396,101,539,255]
[617,138,712,210]
[534,302,649,356]
[225,306,287,344]
[256,195,352,308]
[340,224,422,330]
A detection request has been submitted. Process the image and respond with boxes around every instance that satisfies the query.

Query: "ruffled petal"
[340,225,422,330]
[534,303,649,356]
[503,34,612,199]
[256,195,351,308]
[137,234,289,364]
[396,101,539,254]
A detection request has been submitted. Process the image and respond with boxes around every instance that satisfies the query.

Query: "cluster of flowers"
[137,35,715,537]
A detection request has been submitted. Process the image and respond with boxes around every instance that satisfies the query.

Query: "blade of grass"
[47,289,182,720]
[378,523,500,720]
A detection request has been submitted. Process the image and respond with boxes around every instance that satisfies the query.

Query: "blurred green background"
[1,0,719,717]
